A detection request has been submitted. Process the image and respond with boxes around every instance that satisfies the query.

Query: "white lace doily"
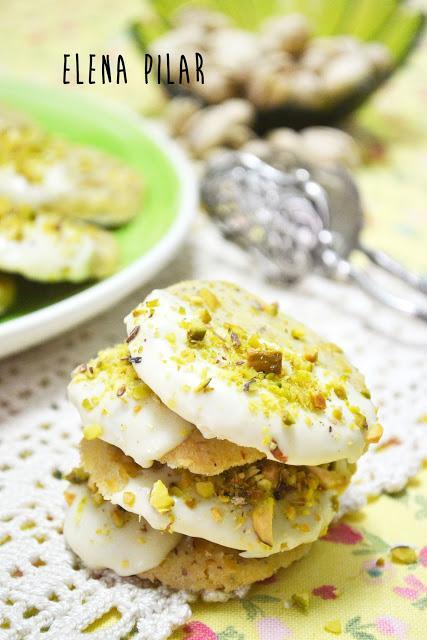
[1,215,426,639]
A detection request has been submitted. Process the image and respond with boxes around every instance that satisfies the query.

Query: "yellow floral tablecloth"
[77,464,427,640]
[171,467,427,640]
[1,2,426,639]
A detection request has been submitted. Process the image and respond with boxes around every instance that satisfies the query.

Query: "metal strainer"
[201,151,427,321]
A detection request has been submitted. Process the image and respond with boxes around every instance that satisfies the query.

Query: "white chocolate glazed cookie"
[64,484,311,592]
[140,537,311,593]
[0,210,118,282]
[0,109,143,227]
[125,281,378,465]
[68,344,194,468]
[81,438,351,559]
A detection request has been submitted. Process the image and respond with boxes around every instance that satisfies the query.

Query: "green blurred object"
[132,0,425,130]
[0,274,17,315]
[0,78,181,324]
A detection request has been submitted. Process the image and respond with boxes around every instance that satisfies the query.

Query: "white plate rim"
[0,97,197,360]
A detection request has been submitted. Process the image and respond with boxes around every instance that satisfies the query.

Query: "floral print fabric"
[174,468,427,640]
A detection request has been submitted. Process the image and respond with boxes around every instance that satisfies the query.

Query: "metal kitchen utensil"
[201,151,427,322]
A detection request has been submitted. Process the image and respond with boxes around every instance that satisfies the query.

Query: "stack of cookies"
[64,281,380,594]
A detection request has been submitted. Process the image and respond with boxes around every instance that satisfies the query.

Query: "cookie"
[64,483,181,576]
[141,536,311,593]
[69,344,193,469]
[70,343,263,474]
[0,210,118,282]
[64,483,310,592]
[80,438,350,558]
[160,428,264,475]
[0,109,142,227]
[125,281,378,465]
[64,280,378,596]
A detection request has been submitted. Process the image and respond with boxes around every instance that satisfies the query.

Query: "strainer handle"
[348,265,427,322]
[358,243,427,296]
[319,243,427,322]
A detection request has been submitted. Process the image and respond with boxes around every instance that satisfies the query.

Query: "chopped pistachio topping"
[308,466,347,491]
[332,408,343,421]
[135,282,374,452]
[291,327,305,340]
[71,343,153,412]
[366,423,383,444]
[149,480,174,513]
[126,326,140,343]
[0,110,142,226]
[65,467,89,484]
[247,349,282,374]
[65,456,351,560]
[199,308,211,323]
[0,209,118,282]
[270,440,288,463]
[199,287,220,310]
[83,424,103,440]
[165,457,349,545]
[282,409,296,426]
[311,393,326,410]
[123,491,136,507]
[187,324,207,343]
[64,491,76,507]
[333,385,347,400]
[291,592,310,611]
[166,286,343,422]
[211,507,223,522]
[252,497,274,546]
[304,349,318,363]
[195,481,215,499]
[75,496,87,524]
[194,376,213,393]
[111,507,128,528]
[264,302,278,316]
[91,491,104,507]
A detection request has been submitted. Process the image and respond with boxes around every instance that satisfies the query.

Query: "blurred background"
[1,0,426,276]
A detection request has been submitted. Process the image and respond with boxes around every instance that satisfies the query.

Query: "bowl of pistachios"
[133,0,425,132]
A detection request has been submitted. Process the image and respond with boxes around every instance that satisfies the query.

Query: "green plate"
[0,77,196,358]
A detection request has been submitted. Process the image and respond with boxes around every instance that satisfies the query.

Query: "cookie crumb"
[390,546,417,564]
[324,619,342,634]
[291,591,310,611]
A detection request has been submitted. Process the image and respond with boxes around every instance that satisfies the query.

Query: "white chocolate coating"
[68,345,194,467]
[0,163,71,206]
[125,281,376,465]
[63,484,181,576]
[99,462,338,558]
[0,211,117,282]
